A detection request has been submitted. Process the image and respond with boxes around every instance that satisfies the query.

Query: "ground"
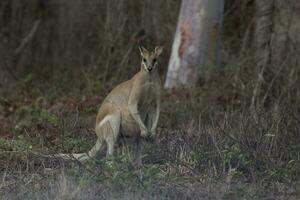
[0,77,299,199]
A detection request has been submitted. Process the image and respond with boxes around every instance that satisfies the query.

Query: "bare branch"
[14,19,41,55]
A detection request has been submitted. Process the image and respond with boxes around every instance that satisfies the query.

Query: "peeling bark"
[164,0,224,89]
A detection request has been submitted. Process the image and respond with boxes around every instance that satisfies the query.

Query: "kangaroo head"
[139,46,163,73]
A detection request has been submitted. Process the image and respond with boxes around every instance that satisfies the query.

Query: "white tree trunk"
[164,0,224,89]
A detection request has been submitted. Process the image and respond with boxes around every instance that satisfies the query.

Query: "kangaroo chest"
[139,82,157,107]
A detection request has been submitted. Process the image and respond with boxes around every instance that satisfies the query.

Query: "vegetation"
[0,0,299,199]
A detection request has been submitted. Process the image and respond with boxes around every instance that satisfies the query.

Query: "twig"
[0,167,8,189]
[14,19,41,55]
[72,105,80,128]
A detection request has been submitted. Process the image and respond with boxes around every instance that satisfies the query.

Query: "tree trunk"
[164,0,224,89]
[252,0,300,107]
[254,0,274,69]
[254,0,300,67]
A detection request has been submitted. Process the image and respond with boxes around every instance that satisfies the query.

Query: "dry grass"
[1,78,299,199]
[0,0,300,199]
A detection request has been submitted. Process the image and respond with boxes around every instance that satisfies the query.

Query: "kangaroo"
[56,46,163,164]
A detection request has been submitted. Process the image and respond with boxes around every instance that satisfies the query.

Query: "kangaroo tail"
[51,139,104,162]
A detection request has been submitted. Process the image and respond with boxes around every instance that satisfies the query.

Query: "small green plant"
[83,106,98,114]
[62,135,91,152]
[13,104,61,133]
[190,149,210,169]
[0,136,32,151]
[224,144,251,172]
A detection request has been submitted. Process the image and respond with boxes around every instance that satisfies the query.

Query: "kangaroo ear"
[139,46,149,57]
[154,46,163,57]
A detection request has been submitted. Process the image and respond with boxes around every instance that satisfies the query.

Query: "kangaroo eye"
[153,59,157,63]
[143,58,147,63]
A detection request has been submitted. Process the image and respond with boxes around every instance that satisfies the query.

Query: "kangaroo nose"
[148,68,152,72]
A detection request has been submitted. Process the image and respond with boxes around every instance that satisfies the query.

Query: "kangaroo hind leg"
[96,111,121,158]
